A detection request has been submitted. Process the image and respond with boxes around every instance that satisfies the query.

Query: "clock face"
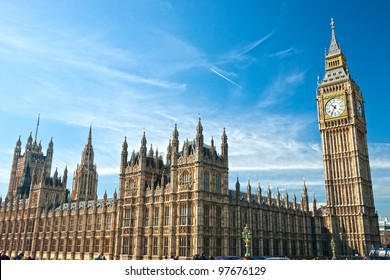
[356,100,363,117]
[325,98,345,117]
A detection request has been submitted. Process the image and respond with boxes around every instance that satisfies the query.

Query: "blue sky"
[0,0,389,218]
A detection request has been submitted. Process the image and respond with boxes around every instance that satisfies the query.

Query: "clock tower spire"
[317,19,380,257]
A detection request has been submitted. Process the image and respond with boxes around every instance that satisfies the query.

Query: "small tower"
[300,180,309,212]
[70,126,98,201]
[235,177,240,202]
[171,124,179,166]
[120,137,128,175]
[247,180,251,203]
[276,188,281,207]
[195,117,203,159]
[221,128,228,161]
[7,136,22,198]
[267,184,272,205]
[257,183,262,204]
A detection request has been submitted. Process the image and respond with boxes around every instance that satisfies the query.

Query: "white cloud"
[257,71,306,108]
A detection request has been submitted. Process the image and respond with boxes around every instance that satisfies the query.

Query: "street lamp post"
[330,237,336,260]
[242,224,252,257]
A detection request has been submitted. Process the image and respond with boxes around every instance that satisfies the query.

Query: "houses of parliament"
[0,20,380,260]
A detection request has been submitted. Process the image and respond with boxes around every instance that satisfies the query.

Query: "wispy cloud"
[257,71,305,108]
[222,31,275,63]
[269,46,303,59]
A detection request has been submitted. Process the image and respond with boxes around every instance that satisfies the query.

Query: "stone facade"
[0,20,380,259]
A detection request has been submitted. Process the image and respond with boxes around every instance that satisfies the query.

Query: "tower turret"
[171,124,179,165]
[45,137,54,176]
[235,177,240,202]
[247,180,251,203]
[300,180,309,212]
[267,184,271,205]
[7,136,22,198]
[257,183,262,204]
[120,137,128,175]
[195,117,203,158]
[221,128,228,162]
[140,131,147,160]
[70,127,98,201]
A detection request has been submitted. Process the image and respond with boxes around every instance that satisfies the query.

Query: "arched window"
[216,175,221,193]
[183,171,190,184]
[128,179,135,191]
[204,172,209,192]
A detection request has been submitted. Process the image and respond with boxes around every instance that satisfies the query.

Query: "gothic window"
[230,238,237,256]
[104,238,109,253]
[143,237,148,255]
[187,204,192,225]
[55,220,59,232]
[16,221,20,233]
[154,207,159,226]
[78,218,84,231]
[25,239,32,252]
[129,236,133,256]
[94,239,100,253]
[216,207,222,228]
[204,172,209,192]
[130,208,135,227]
[164,206,170,226]
[254,214,259,231]
[163,237,169,256]
[76,239,81,252]
[85,239,90,253]
[96,215,102,230]
[282,240,288,256]
[27,219,34,232]
[216,237,222,256]
[243,213,248,226]
[153,237,158,256]
[105,214,111,231]
[69,216,75,231]
[216,175,221,193]
[273,239,279,256]
[46,219,52,232]
[124,209,131,227]
[87,216,92,231]
[183,171,190,184]
[123,237,129,255]
[67,239,73,251]
[231,210,236,228]
[180,205,187,225]
[38,219,44,232]
[128,180,135,191]
[263,214,268,231]
[52,239,57,251]
[37,239,42,251]
[145,208,150,226]
[203,237,209,255]
[179,236,190,257]
[11,239,16,251]
[59,239,64,252]
[204,205,210,226]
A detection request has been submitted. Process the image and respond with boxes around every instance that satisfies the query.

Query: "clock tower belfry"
[317,19,380,257]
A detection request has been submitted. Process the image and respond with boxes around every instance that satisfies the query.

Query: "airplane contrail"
[241,31,274,55]
[210,67,246,91]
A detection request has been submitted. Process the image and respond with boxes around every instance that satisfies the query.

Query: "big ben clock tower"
[317,19,380,257]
